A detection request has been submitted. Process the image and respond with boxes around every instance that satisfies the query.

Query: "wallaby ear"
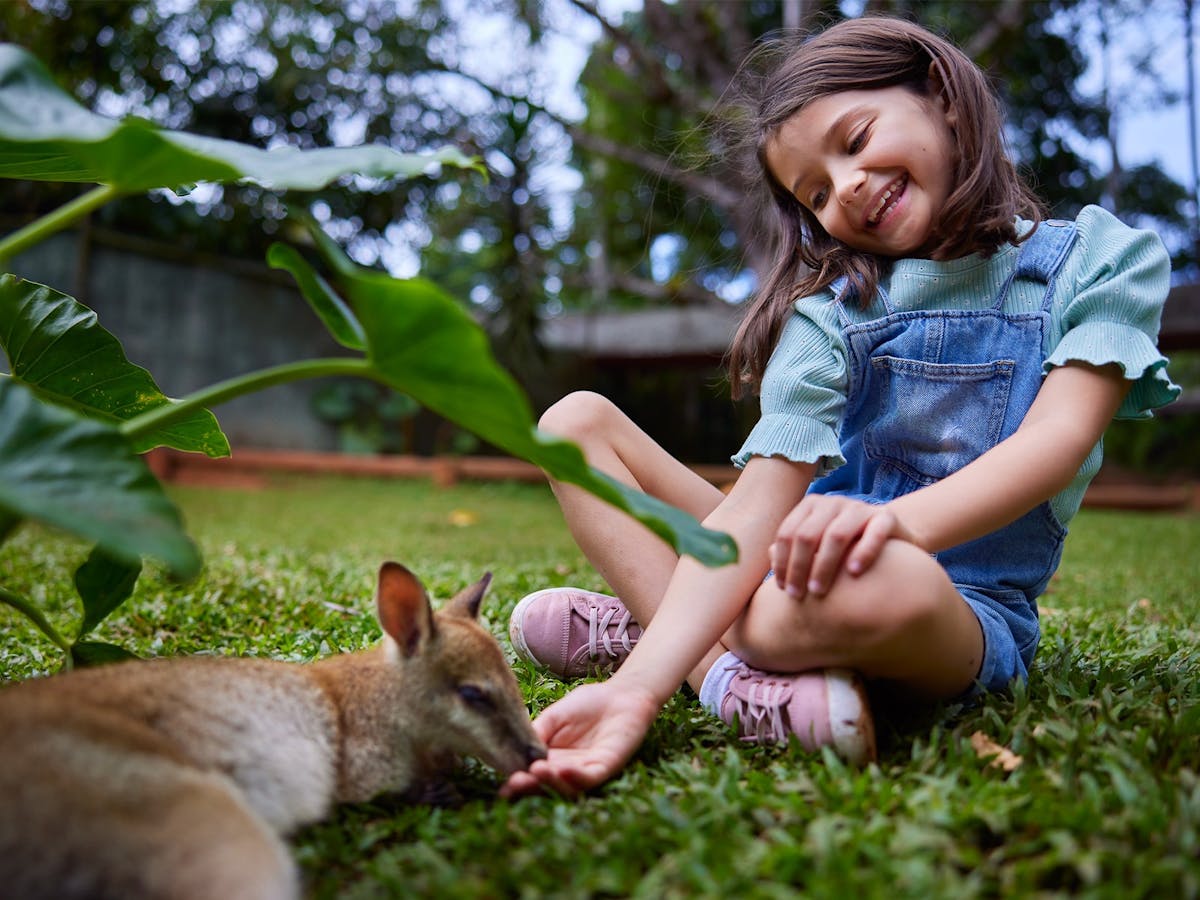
[442,572,491,621]
[376,561,435,657]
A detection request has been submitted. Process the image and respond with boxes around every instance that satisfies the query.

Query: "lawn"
[1,474,1197,898]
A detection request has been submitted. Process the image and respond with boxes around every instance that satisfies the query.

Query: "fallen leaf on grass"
[970,731,1023,772]
[1131,597,1165,622]
[447,509,480,527]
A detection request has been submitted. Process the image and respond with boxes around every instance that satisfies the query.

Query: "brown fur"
[0,562,545,900]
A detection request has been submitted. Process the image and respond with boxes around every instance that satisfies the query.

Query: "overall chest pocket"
[863,355,1015,484]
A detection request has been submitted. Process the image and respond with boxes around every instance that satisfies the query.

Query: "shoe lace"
[724,663,793,743]
[586,604,636,660]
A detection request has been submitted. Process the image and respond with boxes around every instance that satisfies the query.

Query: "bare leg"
[724,538,984,698]
[540,392,985,701]
[538,392,727,688]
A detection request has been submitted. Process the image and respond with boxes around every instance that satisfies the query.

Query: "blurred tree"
[0,0,1192,373]
[547,0,1195,315]
[0,0,482,259]
[0,0,577,382]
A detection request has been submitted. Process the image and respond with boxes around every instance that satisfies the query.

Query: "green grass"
[2,475,1198,898]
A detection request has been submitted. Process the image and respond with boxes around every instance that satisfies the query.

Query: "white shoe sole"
[824,668,877,766]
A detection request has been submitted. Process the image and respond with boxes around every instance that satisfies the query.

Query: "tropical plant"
[0,43,735,669]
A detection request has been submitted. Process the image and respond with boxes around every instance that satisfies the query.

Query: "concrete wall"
[4,228,754,462]
[8,230,347,452]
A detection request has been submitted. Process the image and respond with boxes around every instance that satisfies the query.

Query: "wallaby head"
[373,562,546,779]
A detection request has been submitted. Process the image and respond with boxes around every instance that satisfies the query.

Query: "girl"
[501,16,1178,798]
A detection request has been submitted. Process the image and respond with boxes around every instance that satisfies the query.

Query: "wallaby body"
[0,562,545,900]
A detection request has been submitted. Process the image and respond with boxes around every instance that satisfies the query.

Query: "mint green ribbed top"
[733,205,1181,526]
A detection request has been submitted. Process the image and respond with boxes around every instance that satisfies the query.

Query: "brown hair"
[726,16,1045,397]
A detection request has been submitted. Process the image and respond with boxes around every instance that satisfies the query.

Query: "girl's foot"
[509,588,642,679]
[708,658,877,766]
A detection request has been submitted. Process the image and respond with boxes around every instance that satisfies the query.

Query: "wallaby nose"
[524,743,548,767]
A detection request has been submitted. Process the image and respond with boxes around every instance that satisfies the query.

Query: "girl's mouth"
[867,175,907,226]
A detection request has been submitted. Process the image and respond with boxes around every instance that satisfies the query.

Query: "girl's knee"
[728,540,954,669]
[838,540,949,636]
[538,391,617,440]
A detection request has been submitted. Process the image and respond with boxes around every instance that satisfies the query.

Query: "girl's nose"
[836,170,866,207]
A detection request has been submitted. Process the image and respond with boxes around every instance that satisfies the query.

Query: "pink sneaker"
[719,663,876,766]
[509,587,642,679]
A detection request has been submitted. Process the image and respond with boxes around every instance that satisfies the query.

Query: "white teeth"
[868,178,904,225]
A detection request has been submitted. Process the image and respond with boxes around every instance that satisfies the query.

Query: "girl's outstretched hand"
[771,494,919,598]
[499,679,660,799]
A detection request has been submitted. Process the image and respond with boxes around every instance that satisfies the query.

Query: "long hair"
[725,16,1045,397]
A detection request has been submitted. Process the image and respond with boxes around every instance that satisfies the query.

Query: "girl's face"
[764,85,957,258]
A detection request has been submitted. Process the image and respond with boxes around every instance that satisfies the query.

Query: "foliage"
[310,381,421,455]
[1103,351,1200,476]
[1,0,1192,350]
[3,477,1195,897]
[556,0,1198,306]
[0,43,735,669]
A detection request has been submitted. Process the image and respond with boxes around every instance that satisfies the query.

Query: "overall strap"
[829,276,897,324]
[993,219,1078,311]
[830,275,855,327]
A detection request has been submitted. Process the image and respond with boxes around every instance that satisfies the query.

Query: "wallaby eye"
[457,684,493,710]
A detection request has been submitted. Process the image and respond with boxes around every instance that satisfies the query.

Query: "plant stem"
[0,585,72,655]
[120,357,375,441]
[0,185,121,263]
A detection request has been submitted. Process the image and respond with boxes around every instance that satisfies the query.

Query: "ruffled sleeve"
[732,296,848,474]
[1043,205,1181,419]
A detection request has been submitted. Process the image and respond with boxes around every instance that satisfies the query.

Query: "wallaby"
[0,561,546,900]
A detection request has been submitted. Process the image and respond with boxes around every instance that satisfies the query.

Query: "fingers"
[845,507,898,575]
[773,497,900,597]
[805,508,862,594]
[497,752,614,799]
[771,502,823,597]
[530,696,569,745]
[498,769,542,799]
[500,683,653,800]
[772,497,849,596]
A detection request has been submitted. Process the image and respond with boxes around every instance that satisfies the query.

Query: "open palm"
[500,680,660,798]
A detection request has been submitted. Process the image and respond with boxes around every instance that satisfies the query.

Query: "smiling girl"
[502,16,1179,797]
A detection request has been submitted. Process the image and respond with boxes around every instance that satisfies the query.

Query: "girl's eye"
[810,188,828,211]
[848,127,867,154]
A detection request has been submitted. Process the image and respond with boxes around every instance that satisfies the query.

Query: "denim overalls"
[811,221,1078,693]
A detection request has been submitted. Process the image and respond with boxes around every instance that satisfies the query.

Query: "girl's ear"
[926,60,958,130]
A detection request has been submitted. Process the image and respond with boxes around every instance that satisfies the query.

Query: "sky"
[1066,1,1196,194]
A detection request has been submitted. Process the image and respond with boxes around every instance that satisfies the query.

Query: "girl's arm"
[501,455,815,798]
[884,360,1129,554]
[613,454,816,703]
[773,360,1130,596]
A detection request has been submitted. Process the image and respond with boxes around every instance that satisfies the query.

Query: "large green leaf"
[74,547,142,638]
[0,274,229,456]
[0,44,482,192]
[270,243,737,567]
[266,244,366,351]
[70,641,139,668]
[0,379,199,578]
